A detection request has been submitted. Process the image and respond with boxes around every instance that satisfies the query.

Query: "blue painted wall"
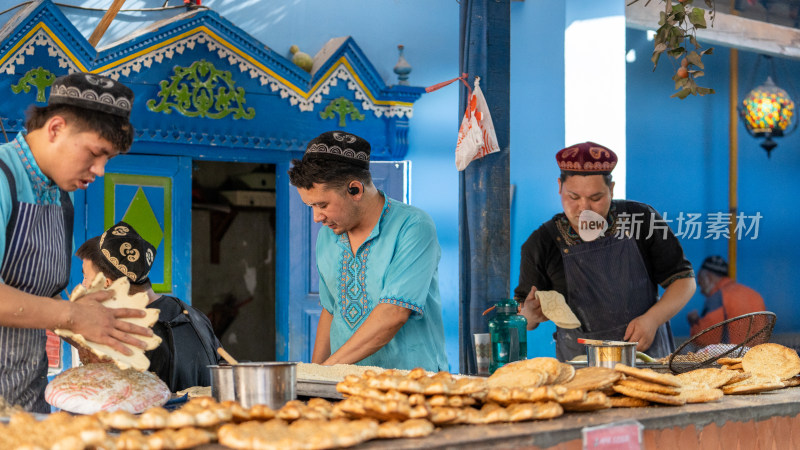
[626,29,800,339]
[4,0,798,367]
[510,0,565,358]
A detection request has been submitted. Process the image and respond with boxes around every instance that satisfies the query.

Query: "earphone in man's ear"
[347,185,360,195]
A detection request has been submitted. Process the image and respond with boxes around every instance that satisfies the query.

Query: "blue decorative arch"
[0,0,425,160]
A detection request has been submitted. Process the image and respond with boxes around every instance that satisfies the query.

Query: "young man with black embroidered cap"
[75,222,223,392]
[288,131,448,372]
[0,73,154,412]
[515,142,696,361]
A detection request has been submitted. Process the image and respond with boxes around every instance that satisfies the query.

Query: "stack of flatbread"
[0,412,111,449]
[610,364,726,406]
[715,343,800,393]
[607,343,800,406]
[535,291,580,329]
[336,368,498,425]
[101,395,381,449]
[485,357,614,413]
[0,396,22,416]
[334,364,573,425]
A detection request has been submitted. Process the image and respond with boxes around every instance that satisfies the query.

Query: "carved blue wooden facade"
[0,1,423,158]
[0,0,424,365]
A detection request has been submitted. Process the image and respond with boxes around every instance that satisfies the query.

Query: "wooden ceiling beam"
[626,2,800,60]
[88,0,127,47]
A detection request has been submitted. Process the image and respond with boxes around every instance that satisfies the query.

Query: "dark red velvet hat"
[556,142,617,175]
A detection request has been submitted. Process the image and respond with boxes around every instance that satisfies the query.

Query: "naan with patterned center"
[45,363,170,415]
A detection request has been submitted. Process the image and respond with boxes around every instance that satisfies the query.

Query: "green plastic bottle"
[488,298,528,374]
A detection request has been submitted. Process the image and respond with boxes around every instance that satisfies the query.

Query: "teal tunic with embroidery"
[316,195,449,372]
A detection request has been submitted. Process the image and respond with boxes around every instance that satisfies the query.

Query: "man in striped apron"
[0,73,152,412]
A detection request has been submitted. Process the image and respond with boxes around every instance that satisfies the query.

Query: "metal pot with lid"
[578,338,637,368]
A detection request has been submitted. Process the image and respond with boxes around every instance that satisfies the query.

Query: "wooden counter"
[197,386,800,449]
[355,386,800,449]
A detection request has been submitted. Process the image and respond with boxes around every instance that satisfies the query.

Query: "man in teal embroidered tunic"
[288,131,448,372]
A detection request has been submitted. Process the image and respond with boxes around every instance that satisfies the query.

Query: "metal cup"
[473,333,492,376]
[233,362,298,409]
[208,365,235,402]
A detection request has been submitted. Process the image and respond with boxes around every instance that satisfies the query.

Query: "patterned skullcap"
[701,255,728,276]
[48,72,134,119]
[99,221,156,284]
[303,130,371,169]
[556,142,618,175]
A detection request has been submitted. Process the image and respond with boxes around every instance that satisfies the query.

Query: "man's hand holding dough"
[519,286,547,331]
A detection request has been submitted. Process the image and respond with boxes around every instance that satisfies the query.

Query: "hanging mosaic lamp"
[739,76,796,158]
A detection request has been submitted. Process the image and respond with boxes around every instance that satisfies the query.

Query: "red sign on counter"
[583,420,642,450]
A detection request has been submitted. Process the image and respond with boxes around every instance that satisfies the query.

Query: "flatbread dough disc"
[742,343,800,381]
[608,395,650,408]
[612,384,686,406]
[561,390,612,412]
[55,273,162,371]
[677,368,738,389]
[614,364,682,387]
[45,363,170,414]
[617,378,680,396]
[563,367,620,391]
[536,290,581,329]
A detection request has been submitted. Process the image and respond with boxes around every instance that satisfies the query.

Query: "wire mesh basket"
[668,311,777,374]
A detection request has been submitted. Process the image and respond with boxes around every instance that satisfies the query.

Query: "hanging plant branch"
[630,0,716,99]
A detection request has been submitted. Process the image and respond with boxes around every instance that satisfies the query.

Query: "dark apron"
[0,160,73,413]
[548,221,673,362]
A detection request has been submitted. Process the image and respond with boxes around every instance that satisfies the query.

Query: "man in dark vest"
[76,221,222,391]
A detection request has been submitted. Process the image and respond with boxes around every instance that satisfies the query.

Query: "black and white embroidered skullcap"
[48,72,134,119]
[701,255,728,276]
[303,130,371,169]
[99,221,156,284]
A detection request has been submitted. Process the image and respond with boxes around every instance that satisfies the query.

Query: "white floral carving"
[0,28,80,75]
[1,28,414,118]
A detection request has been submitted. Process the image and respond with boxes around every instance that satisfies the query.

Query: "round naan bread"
[535,290,581,329]
[45,363,170,415]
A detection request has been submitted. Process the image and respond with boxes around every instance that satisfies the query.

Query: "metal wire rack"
[668,311,776,374]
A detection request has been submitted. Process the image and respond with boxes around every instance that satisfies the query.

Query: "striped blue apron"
[548,221,674,362]
[0,160,73,413]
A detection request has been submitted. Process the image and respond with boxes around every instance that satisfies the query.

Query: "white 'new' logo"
[578,210,608,242]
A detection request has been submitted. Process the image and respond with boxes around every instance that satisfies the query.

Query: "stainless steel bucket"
[585,343,636,368]
[233,362,298,409]
[208,364,235,402]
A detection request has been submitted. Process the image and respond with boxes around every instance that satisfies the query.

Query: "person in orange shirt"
[687,256,766,344]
